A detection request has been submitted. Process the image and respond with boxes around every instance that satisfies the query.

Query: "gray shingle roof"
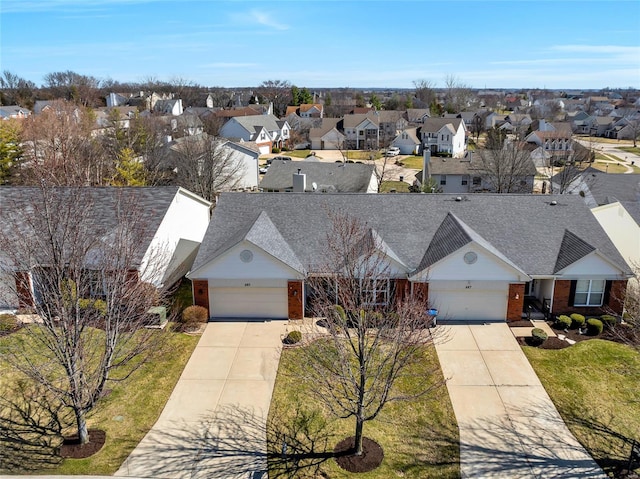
[192,193,631,277]
[554,230,596,273]
[0,186,180,267]
[259,161,375,193]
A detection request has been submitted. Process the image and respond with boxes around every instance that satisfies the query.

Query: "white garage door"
[210,287,288,319]
[429,282,508,321]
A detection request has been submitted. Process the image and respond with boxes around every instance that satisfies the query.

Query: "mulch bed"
[334,436,384,473]
[508,319,537,328]
[59,429,106,459]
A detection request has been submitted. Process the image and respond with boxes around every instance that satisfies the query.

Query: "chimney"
[422,150,431,186]
[293,168,306,192]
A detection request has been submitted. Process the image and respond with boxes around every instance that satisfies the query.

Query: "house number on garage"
[244,283,251,287]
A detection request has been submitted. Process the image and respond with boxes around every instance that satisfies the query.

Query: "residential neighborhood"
[1,1,639,475]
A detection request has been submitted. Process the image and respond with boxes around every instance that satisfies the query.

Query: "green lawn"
[268,345,459,478]
[591,160,639,174]
[617,146,640,155]
[380,180,410,193]
[0,326,199,475]
[396,155,424,169]
[523,339,640,476]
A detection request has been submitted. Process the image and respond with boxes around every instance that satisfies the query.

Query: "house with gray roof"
[0,105,31,120]
[188,193,631,321]
[419,118,467,158]
[0,186,211,309]
[259,160,377,193]
[219,114,290,154]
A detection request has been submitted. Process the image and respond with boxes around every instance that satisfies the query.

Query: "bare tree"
[444,74,473,113]
[170,133,244,201]
[256,80,292,117]
[300,212,443,458]
[42,70,102,107]
[19,100,111,186]
[475,142,537,193]
[0,185,173,445]
[0,70,37,108]
[413,79,436,109]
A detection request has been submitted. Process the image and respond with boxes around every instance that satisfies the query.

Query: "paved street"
[435,322,606,478]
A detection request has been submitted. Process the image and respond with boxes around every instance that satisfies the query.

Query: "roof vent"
[455,196,462,202]
[550,200,557,206]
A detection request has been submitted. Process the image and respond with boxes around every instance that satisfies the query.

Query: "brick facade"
[287,280,304,320]
[192,280,209,316]
[552,279,628,317]
[507,283,525,322]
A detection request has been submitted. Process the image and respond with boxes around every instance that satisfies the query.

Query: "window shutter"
[569,280,577,307]
[603,280,612,306]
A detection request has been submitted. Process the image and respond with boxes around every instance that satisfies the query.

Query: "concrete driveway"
[115,319,289,479]
[435,322,606,478]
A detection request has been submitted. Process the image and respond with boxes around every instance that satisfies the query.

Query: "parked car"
[385,147,400,157]
[259,164,269,174]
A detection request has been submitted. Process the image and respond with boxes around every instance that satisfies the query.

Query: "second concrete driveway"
[435,322,606,478]
[115,319,289,479]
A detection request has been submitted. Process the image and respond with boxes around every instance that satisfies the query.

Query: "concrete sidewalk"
[115,319,289,479]
[435,322,606,478]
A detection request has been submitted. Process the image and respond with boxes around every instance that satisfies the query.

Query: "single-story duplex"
[188,193,631,322]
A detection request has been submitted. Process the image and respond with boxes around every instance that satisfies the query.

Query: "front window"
[574,279,605,306]
[360,278,390,306]
[440,175,447,185]
[472,176,481,186]
[461,176,468,186]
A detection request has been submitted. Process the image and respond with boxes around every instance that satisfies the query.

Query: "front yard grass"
[380,180,410,193]
[617,146,640,155]
[591,160,634,174]
[396,155,424,170]
[0,326,200,475]
[523,339,640,475]
[268,344,459,478]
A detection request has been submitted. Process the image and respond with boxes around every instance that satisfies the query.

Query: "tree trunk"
[75,408,89,444]
[354,415,364,456]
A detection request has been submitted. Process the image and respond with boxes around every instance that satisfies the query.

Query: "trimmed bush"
[272,147,281,153]
[182,305,208,325]
[600,314,617,328]
[0,314,18,333]
[555,315,572,330]
[530,327,548,346]
[78,298,107,316]
[586,318,604,336]
[283,330,302,345]
[570,313,586,329]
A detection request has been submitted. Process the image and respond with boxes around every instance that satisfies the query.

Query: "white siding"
[557,252,626,278]
[592,202,640,268]
[429,280,508,321]
[141,189,211,286]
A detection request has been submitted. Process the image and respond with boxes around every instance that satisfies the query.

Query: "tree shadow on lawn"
[457,399,637,478]
[0,380,67,473]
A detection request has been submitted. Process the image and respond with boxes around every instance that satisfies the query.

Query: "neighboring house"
[391,127,421,155]
[415,150,536,194]
[309,118,346,150]
[93,106,138,130]
[187,193,631,321]
[259,160,377,193]
[0,105,31,120]
[525,122,573,160]
[0,186,212,309]
[166,134,260,191]
[419,118,467,158]
[557,167,640,208]
[343,113,379,150]
[485,112,507,129]
[106,92,129,107]
[588,116,614,137]
[285,104,324,118]
[219,114,290,155]
[377,110,408,145]
[406,109,430,124]
[566,111,592,134]
[154,99,184,116]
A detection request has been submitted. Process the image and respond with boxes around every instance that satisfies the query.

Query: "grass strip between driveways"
[0,326,200,475]
[380,180,411,193]
[268,343,459,478]
[523,339,640,476]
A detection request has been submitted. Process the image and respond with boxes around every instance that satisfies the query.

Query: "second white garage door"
[210,287,288,319]
[429,281,508,321]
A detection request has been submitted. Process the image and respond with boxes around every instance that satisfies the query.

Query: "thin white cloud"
[1,0,165,13]
[248,9,289,30]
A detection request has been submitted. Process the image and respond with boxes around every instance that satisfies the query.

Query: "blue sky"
[1,0,639,90]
